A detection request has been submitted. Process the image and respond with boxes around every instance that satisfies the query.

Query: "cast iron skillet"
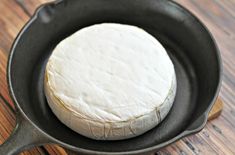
[0,0,222,154]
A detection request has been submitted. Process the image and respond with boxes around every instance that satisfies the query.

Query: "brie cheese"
[44,23,176,140]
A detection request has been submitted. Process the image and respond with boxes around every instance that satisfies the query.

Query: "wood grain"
[209,98,223,121]
[0,0,234,155]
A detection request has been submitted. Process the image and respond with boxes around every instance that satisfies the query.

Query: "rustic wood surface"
[0,0,234,154]
[208,98,223,121]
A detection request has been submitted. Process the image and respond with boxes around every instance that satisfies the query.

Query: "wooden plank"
[0,1,46,154]
[157,140,197,155]
[44,145,67,155]
[208,98,223,120]
[173,0,235,155]
[0,0,26,108]
[16,0,54,16]
[0,0,66,154]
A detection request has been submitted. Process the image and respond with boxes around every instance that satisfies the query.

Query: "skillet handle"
[0,111,49,155]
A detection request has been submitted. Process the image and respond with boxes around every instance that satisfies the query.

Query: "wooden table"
[0,0,234,154]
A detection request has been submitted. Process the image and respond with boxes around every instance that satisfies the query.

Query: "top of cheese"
[45,23,175,123]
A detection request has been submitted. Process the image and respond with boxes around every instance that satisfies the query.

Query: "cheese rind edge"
[44,23,177,140]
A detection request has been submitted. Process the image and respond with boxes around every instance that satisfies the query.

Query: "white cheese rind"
[44,23,177,140]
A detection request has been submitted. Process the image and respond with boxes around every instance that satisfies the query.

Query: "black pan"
[0,0,222,154]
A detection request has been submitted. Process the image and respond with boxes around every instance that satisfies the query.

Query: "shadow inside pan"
[9,0,220,153]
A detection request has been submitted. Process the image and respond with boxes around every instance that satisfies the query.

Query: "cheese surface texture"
[44,23,176,140]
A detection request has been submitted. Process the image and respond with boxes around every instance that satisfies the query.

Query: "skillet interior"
[8,0,220,153]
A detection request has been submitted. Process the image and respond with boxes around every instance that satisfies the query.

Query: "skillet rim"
[7,0,222,154]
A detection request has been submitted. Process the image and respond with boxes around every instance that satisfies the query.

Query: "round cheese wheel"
[44,23,176,140]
